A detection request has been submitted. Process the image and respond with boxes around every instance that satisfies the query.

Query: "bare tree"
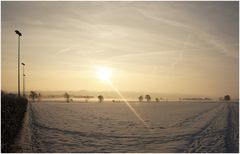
[138,95,143,102]
[145,95,151,102]
[64,92,70,102]
[38,93,42,101]
[98,95,104,103]
[29,91,38,101]
[224,95,231,101]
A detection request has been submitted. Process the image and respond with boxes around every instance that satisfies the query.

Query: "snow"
[12,101,239,152]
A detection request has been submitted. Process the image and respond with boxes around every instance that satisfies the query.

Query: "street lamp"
[15,30,22,97]
[21,63,26,97]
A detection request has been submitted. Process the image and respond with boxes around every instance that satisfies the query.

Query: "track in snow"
[12,102,239,153]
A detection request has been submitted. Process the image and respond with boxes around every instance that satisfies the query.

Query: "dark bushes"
[1,92,28,152]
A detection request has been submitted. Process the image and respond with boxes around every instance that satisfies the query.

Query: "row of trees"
[64,93,162,103]
[138,95,151,102]
[27,91,233,103]
[28,92,103,103]
[64,92,104,103]
[64,93,160,103]
[138,95,163,102]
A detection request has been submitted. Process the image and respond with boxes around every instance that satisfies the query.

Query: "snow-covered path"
[13,102,239,152]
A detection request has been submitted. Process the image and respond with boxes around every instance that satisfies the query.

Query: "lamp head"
[15,30,22,36]
[21,62,25,66]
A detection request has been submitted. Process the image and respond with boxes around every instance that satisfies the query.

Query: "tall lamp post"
[15,30,22,97]
[21,63,26,97]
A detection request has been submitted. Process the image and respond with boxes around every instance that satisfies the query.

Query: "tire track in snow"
[169,103,219,128]
[184,103,228,152]
[225,103,239,153]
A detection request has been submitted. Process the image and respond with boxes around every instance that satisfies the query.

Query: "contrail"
[170,34,191,69]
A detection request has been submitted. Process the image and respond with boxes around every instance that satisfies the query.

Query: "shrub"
[1,92,28,152]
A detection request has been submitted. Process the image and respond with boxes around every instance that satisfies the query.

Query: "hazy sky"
[1,1,239,98]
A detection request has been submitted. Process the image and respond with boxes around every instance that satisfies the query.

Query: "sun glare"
[96,66,111,81]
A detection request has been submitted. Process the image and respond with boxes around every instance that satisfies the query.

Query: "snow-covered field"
[13,101,239,153]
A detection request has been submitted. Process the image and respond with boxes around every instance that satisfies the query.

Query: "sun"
[96,66,112,81]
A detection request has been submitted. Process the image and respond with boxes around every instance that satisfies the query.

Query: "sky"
[1,1,239,98]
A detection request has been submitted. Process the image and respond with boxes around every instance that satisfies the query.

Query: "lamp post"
[24,74,26,97]
[15,30,22,97]
[21,63,25,97]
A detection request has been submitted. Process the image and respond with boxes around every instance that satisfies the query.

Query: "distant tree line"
[63,94,166,103]
[138,95,164,103]
[63,92,96,102]
[28,91,234,103]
